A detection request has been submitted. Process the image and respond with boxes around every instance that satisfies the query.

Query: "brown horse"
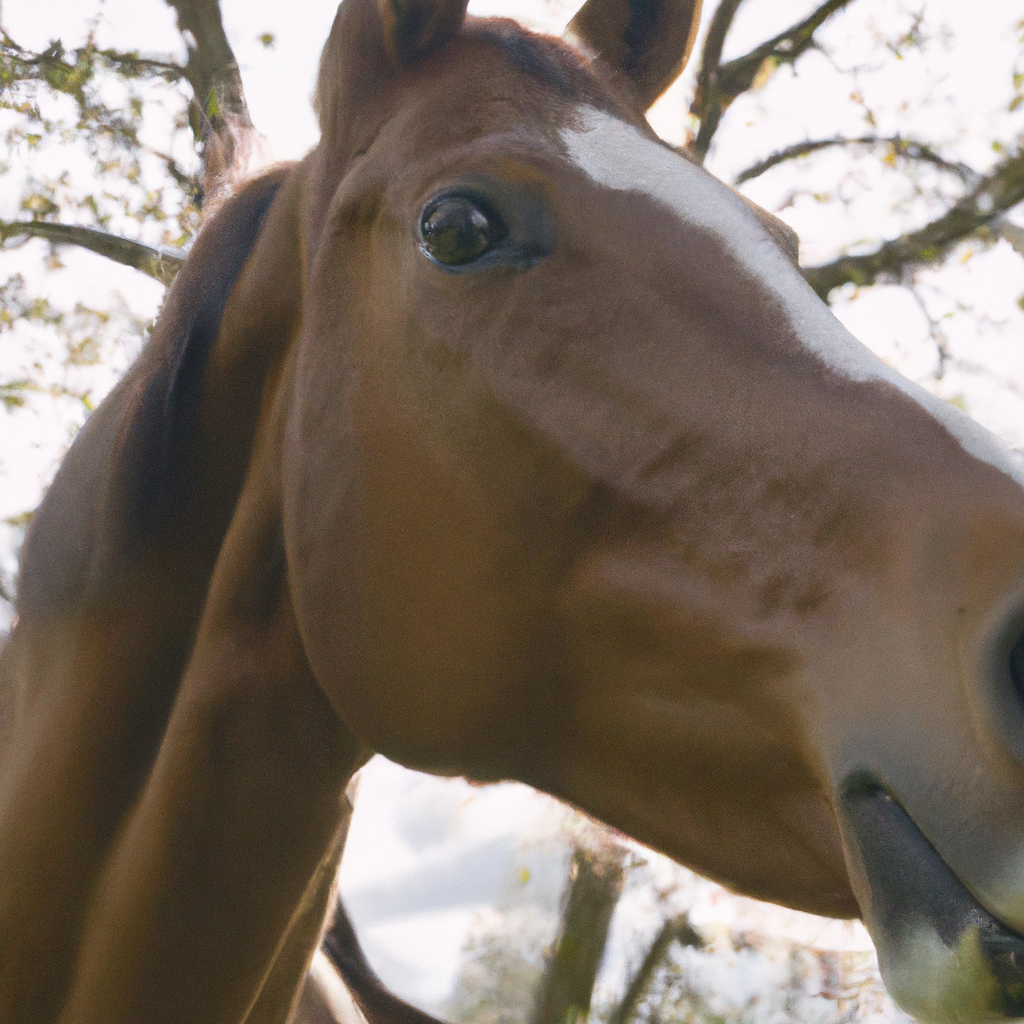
[3,0,1024,1021]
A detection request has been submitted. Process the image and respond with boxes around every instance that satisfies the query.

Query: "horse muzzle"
[840,781,1024,1023]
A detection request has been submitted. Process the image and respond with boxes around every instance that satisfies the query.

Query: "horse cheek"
[283,276,535,773]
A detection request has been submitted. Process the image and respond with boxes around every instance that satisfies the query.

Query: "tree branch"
[996,218,1024,258]
[802,145,1024,299]
[0,221,184,285]
[690,0,747,163]
[734,134,976,186]
[161,0,256,197]
[691,0,857,164]
[606,914,703,1024]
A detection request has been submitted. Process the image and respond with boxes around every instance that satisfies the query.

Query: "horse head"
[291,3,1024,1019]
[4,1,1024,1022]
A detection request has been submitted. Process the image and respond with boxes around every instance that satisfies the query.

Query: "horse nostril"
[1010,629,1024,708]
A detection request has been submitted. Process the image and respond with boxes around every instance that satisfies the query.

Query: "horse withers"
[3,0,1024,1021]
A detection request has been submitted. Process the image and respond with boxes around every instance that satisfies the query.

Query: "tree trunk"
[532,844,626,1024]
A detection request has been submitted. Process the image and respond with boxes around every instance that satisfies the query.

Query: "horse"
[3,0,1024,1021]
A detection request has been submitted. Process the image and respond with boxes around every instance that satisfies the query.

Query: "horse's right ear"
[316,0,468,138]
[566,0,703,109]
[377,0,470,64]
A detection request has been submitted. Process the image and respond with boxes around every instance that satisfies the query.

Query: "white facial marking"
[560,106,1024,491]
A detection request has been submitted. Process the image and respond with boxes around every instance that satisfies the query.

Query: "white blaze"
[560,105,1024,491]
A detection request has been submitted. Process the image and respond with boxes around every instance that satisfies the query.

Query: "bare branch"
[735,134,977,186]
[996,218,1024,259]
[0,221,184,285]
[691,0,857,164]
[903,280,952,379]
[803,145,1024,299]
[150,149,204,209]
[690,0,747,161]
[607,914,703,1024]
[162,0,256,198]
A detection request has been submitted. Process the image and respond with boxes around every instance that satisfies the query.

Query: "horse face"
[284,2,1024,1019]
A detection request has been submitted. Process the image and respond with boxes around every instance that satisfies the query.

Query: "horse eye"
[420,196,504,267]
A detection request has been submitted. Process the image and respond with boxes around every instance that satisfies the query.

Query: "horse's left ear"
[566,0,703,109]
[378,0,469,64]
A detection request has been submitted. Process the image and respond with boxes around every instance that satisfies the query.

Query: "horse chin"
[840,782,1024,1024]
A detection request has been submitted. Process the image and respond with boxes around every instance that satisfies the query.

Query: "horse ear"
[566,0,703,109]
[316,0,468,145]
[377,0,470,64]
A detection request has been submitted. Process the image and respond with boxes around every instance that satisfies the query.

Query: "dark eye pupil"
[421,197,499,266]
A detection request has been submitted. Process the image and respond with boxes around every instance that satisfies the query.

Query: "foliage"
[611,928,896,1024]
[0,28,200,244]
[680,0,1024,430]
[0,17,200,616]
[0,272,150,408]
[0,20,200,421]
[690,0,860,164]
[447,908,555,1024]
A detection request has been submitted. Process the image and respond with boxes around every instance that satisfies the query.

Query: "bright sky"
[0,0,1021,1016]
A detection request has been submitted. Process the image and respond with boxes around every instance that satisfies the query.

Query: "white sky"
[0,0,1021,1016]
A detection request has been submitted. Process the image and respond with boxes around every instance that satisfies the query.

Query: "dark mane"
[137,171,284,532]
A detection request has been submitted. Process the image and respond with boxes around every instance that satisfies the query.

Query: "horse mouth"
[840,781,1024,1024]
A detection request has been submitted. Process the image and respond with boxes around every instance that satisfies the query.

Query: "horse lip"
[840,779,1024,1023]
